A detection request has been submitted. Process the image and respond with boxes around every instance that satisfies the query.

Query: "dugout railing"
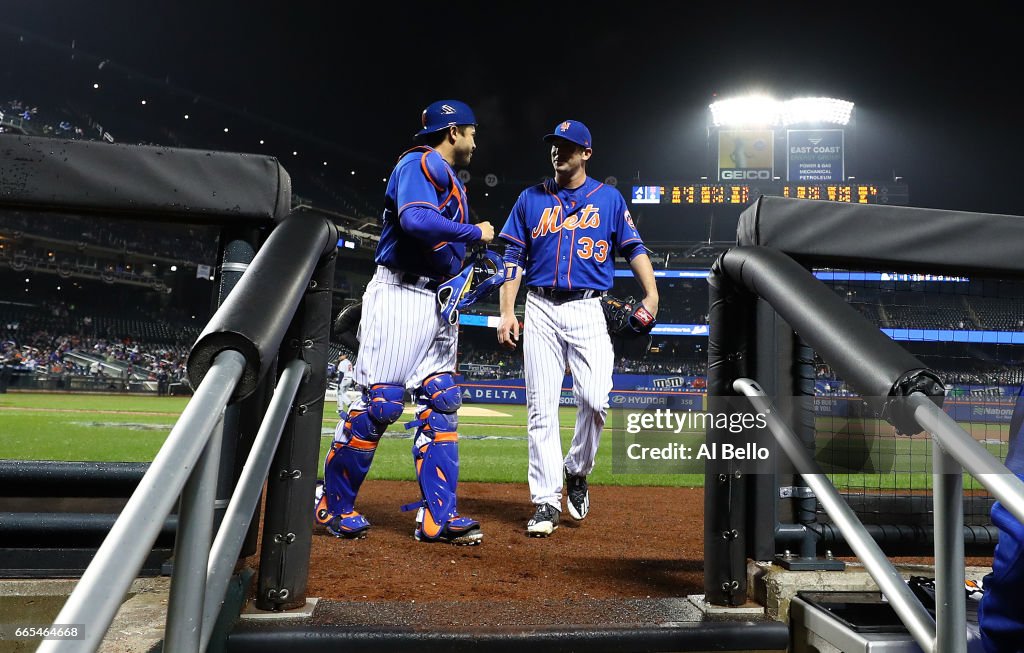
[3,133,795,653]
[704,244,1024,652]
[0,134,340,652]
[705,197,1024,609]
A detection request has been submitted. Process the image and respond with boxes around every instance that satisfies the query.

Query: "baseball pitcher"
[315,99,494,545]
[496,119,659,536]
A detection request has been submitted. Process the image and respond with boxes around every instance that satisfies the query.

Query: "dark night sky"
[2,2,1020,225]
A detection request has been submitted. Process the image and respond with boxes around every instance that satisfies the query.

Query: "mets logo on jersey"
[624,210,636,229]
[531,204,601,238]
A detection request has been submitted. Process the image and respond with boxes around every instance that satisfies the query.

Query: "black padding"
[186,213,338,401]
[0,134,291,223]
[0,460,148,497]
[0,512,177,547]
[738,195,1024,277]
[227,621,791,652]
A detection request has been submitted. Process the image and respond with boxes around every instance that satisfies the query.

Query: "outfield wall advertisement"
[457,376,1020,425]
[459,374,705,410]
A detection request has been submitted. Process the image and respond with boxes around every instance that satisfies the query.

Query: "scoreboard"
[631,182,909,206]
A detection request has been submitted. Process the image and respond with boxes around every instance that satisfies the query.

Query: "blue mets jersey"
[499,177,646,290]
[375,146,475,279]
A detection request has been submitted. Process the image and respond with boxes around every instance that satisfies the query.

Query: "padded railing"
[736,379,1024,653]
[707,245,1024,653]
[37,211,338,652]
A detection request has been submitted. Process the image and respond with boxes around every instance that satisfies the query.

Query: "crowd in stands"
[0,210,219,268]
[836,285,1024,331]
[457,347,523,379]
[453,346,708,380]
[815,357,1024,393]
[2,99,92,140]
[1,300,196,391]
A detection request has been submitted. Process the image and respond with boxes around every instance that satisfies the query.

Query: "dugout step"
[226,596,789,652]
[790,592,923,653]
[791,589,985,653]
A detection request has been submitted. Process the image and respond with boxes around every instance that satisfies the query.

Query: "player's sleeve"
[498,192,529,250]
[400,205,482,243]
[503,244,526,269]
[395,152,482,244]
[978,481,1024,652]
[610,191,647,261]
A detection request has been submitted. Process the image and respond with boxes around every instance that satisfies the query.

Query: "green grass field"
[0,392,1003,490]
[0,392,701,487]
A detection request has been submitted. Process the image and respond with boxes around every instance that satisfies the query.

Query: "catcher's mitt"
[601,295,656,338]
[332,300,362,351]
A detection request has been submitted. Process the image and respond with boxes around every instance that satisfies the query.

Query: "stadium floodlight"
[779,97,853,126]
[709,95,779,127]
[709,95,854,127]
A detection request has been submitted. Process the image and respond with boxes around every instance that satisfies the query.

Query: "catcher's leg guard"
[404,373,481,545]
[318,383,404,538]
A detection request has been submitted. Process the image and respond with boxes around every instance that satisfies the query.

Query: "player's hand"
[497,313,520,350]
[641,294,659,319]
[476,221,495,243]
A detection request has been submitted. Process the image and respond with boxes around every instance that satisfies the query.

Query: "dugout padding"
[737,195,1024,275]
[0,134,291,224]
[705,196,1024,607]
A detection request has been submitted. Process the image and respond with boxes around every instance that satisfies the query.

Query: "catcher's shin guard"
[403,374,481,545]
[318,383,404,538]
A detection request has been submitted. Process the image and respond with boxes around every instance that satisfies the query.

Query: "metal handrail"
[198,358,306,652]
[38,349,247,653]
[734,379,940,651]
[37,356,307,650]
[737,378,1024,653]
[908,394,1024,524]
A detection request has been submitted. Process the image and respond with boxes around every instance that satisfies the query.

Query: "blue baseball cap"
[543,120,592,149]
[415,100,477,138]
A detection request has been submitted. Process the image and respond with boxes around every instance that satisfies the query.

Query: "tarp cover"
[0,134,290,224]
[737,195,1024,276]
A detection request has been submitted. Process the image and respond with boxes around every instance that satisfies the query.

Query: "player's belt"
[384,266,442,291]
[401,273,442,291]
[528,287,601,303]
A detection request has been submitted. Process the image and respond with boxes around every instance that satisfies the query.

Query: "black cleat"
[526,503,560,537]
[565,467,590,520]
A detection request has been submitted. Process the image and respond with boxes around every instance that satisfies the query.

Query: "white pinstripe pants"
[524,292,614,508]
[337,266,457,433]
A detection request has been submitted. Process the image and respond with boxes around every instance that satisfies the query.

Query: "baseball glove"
[601,295,656,338]
[332,299,362,351]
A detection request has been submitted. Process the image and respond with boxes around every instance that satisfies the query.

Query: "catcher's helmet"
[415,100,477,139]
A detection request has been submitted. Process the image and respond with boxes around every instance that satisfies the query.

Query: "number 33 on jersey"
[499,177,643,289]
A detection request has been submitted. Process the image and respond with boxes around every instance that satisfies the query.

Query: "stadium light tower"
[709,95,853,127]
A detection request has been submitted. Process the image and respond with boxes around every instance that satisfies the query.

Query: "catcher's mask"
[437,249,505,325]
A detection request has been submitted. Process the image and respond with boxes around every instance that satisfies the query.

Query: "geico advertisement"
[718,129,773,181]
